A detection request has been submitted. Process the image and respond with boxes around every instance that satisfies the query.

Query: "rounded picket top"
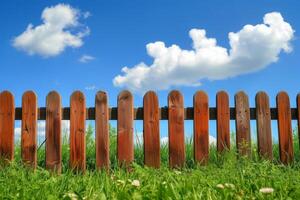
[96,91,108,104]
[194,90,208,102]
[216,90,229,101]
[235,91,248,100]
[22,90,37,102]
[277,91,290,102]
[0,90,14,101]
[118,90,133,102]
[71,90,86,103]
[256,91,269,102]
[143,90,158,103]
[46,91,61,103]
[168,90,184,106]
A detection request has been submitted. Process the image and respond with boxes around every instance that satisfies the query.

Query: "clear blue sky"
[0,0,299,140]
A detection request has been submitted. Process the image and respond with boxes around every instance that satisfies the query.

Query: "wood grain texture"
[193,91,209,164]
[168,90,185,168]
[277,91,294,164]
[46,91,62,173]
[70,91,86,172]
[0,91,15,161]
[297,94,300,149]
[235,91,251,156]
[117,90,134,167]
[216,91,230,152]
[143,91,160,168]
[95,91,109,169]
[255,92,272,160]
[21,91,38,168]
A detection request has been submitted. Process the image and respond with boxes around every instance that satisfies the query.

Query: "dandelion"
[216,184,225,189]
[259,187,274,194]
[225,183,235,189]
[132,180,140,187]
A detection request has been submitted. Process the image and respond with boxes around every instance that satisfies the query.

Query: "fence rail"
[0,90,300,172]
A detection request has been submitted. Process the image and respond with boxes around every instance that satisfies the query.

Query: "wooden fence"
[0,90,299,172]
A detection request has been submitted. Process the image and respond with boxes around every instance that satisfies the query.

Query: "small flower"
[259,187,274,194]
[225,183,235,189]
[132,180,140,187]
[216,184,225,189]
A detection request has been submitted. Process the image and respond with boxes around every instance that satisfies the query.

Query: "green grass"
[0,125,300,199]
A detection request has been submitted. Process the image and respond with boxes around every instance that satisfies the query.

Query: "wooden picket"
[216,91,230,152]
[276,92,294,164]
[193,91,209,164]
[46,91,62,173]
[95,91,110,169]
[0,91,15,161]
[255,92,272,160]
[143,91,160,168]
[235,91,251,156]
[70,91,86,172]
[117,90,134,167]
[0,89,299,171]
[21,91,38,168]
[168,90,185,168]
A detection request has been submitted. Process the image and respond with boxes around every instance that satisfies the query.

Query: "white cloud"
[85,85,96,90]
[13,4,90,57]
[113,12,294,93]
[79,54,95,63]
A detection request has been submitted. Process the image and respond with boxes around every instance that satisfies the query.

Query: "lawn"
[0,125,300,199]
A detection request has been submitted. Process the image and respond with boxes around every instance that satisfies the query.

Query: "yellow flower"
[216,184,225,189]
[259,187,274,194]
[132,180,141,187]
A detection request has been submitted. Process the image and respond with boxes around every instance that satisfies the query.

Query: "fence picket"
[193,91,209,164]
[255,92,272,160]
[216,91,230,152]
[235,91,251,156]
[168,90,185,168]
[297,94,300,148]
[117,90,134,167]
[95,91,109,169]
[0,91,15,161]
[277,92,294,164]
[143,91,160,168]
[46,91,62,173]
[21,91,38,168]
[70,91,86,172]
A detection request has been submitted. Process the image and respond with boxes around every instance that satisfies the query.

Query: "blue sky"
[0,0,300,141]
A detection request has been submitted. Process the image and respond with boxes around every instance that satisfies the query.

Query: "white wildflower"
[132,180,140,187]
[216,184,225,189]
[259,187,274,194]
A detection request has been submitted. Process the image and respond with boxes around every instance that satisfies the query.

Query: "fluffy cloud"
[113,12,294,93]
[13,4,90,57]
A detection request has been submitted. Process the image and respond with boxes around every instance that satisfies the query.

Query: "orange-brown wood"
[70,91,86,172]
[21,91,38,168]
[193,91,209,164]
[277,91,294,164]
[168,90,185,168]
[0,91,15,161]
[95,91,109,169]
[255,92,272,160]
[235,91,251,156]
[143,91,160,168]
[45,91,62,173]
[216,91,230,152]
[117,90,134,167]
[297,94,300,149]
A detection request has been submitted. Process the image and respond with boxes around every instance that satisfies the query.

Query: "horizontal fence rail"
[0,90,299,172]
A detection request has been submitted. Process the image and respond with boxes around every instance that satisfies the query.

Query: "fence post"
[168,90,185,168]
[143,91,160,168]
[70,91,86,172]
[235,91,251,157]
[193,91,209,164]
[117,90,134,167]
[216,91,230,152]
[255,92,272,160]
[46,91,62,173]
[277,91,294,164]
[21,91,38,168]
[0,91,15,161]
[95,91,110,169]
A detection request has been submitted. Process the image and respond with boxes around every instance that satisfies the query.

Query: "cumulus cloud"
[113,12,294,93]
[13,4,90,57]
[79,54,95,63]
